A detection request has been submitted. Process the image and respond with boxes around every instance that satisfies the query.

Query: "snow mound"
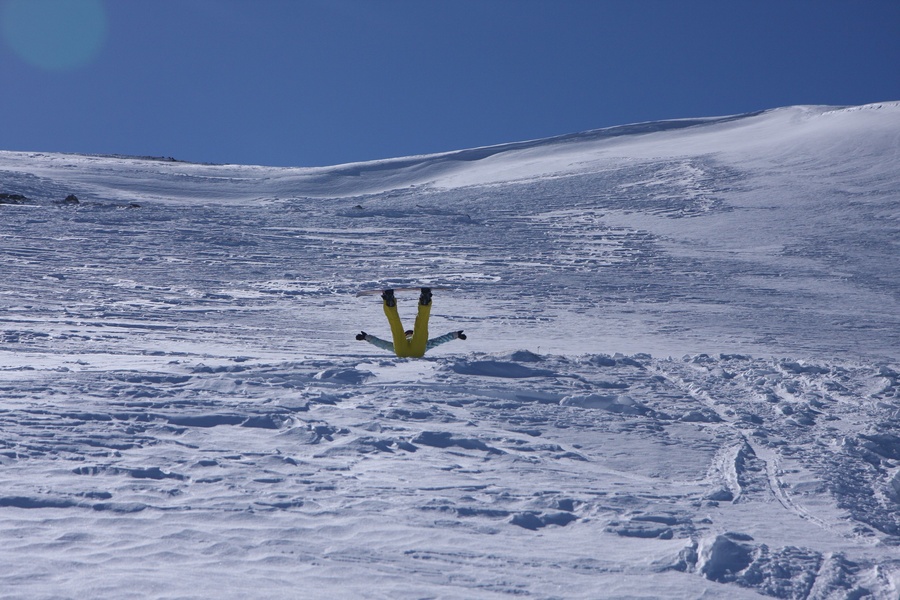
[450,359,557,378]
[560,393,647,414]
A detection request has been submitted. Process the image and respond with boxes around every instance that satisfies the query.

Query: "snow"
[1,101,899,598]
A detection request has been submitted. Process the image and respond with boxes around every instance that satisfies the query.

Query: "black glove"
[457,331,467,340]
[356,331,367,341]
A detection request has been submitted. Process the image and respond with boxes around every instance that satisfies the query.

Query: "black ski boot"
[381,289,396,307]
[419,287,432,306]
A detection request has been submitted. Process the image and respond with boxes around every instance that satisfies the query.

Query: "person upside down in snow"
[356,288,466,358]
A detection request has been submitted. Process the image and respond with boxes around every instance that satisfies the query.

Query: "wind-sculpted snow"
[1,103,899,597]
[0,352,897,597]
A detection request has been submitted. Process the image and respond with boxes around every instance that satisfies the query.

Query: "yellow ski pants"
[384,300,431,358]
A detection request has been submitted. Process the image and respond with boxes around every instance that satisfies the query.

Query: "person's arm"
[356,331,394,353]
[426,330,467,351]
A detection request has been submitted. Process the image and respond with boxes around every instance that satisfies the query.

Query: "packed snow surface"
[1,102,899,598]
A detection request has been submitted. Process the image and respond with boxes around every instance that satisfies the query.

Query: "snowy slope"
[1,102,899,598]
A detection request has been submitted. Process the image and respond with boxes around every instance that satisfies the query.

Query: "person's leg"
[383,291,409,357]
[409,290,432,357]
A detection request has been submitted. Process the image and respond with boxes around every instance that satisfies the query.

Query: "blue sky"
[2,0,899,167]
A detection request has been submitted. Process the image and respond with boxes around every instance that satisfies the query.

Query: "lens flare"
[2,0,107,71]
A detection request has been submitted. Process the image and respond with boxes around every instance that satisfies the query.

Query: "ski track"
[2,105,900,598]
